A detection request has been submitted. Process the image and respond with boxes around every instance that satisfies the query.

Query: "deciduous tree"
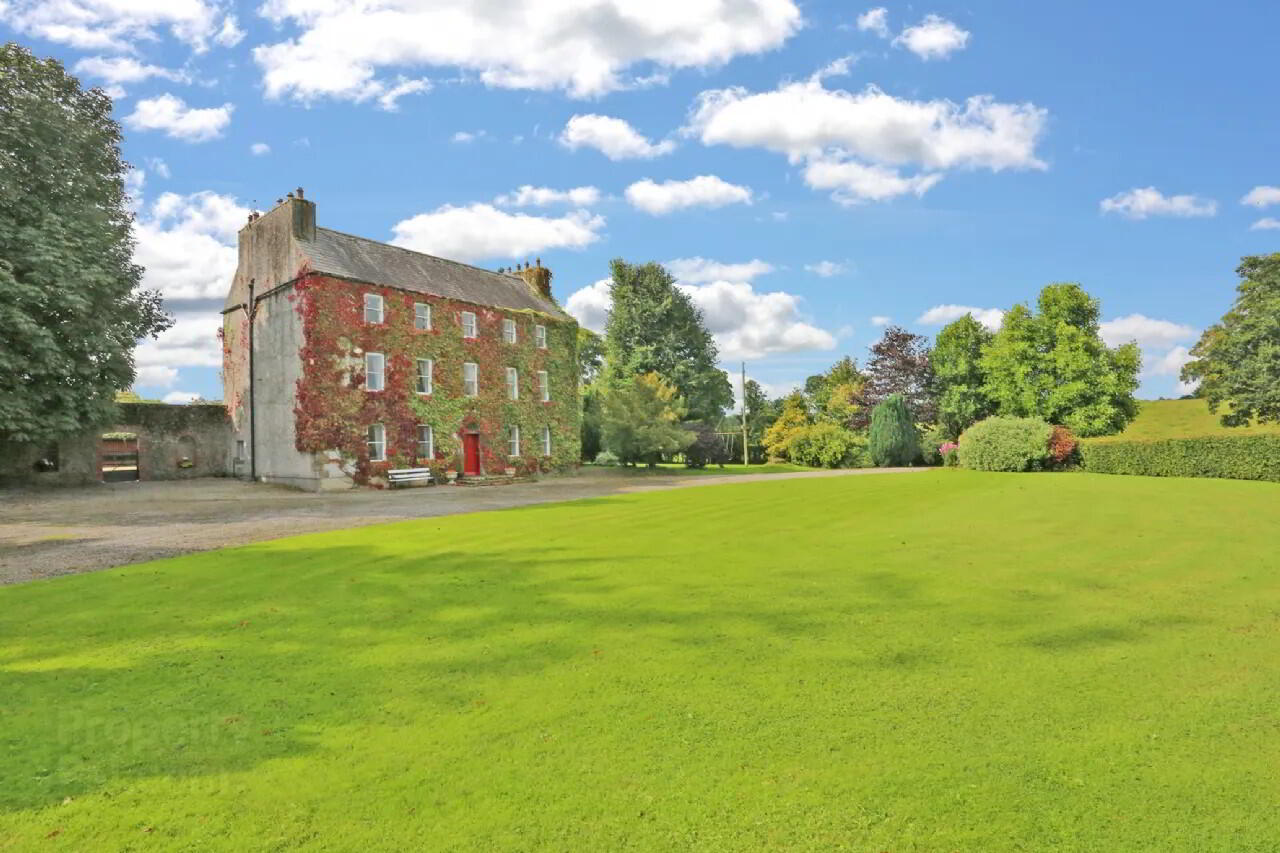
[932,314,995,439]
[0,44,171,443]
[853,328,935,428]
[761,392,809,461]
[603,259,733,422]
[981,283,1139,437]
[1181,254,1280,425]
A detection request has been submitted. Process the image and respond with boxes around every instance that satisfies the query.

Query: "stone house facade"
[221,192,580,490]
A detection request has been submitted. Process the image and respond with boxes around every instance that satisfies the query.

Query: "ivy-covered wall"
[291,275,580,485]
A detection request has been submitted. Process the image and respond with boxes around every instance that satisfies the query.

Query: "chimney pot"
[287,191,295,199]
[296,187,304,199]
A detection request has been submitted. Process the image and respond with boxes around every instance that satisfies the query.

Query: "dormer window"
[364,293,384,324]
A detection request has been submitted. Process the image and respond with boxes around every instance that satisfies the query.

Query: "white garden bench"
[387,467,435,487]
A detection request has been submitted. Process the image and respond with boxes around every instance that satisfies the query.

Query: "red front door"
[462,432,481,476]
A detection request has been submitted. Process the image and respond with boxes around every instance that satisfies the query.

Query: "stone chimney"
[518,258,552,301]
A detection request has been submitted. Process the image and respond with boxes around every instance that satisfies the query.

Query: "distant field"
[1089,398,1280,442]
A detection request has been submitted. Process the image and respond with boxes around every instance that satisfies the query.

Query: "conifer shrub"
[868,394,919,467]
[958,416,1053,472]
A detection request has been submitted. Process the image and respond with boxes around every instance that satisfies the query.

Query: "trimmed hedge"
[1079,435,1280,483]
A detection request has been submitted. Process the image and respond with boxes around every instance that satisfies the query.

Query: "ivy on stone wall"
[291,275,580,486]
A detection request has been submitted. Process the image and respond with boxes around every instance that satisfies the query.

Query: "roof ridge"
[315,226,525,283]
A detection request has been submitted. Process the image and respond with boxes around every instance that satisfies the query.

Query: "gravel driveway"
[0,467,924,585]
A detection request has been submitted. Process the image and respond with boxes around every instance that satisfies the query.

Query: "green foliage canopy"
[0,43,171,443]
[980,284,1139,437]
[932,314,994,439]
[761,392,809,461]
[603,259,732,422]
[1181,254,1280,425]
[600,372,693,466]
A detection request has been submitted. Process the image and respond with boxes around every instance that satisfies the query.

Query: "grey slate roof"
[304,227,571,320]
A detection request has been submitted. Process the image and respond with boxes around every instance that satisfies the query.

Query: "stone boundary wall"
[0,403,233,487]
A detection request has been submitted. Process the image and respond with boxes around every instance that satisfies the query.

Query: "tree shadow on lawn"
[0,539,888,815]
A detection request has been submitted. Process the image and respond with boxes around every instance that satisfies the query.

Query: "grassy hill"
[1090,398,1280,442]
[4,471,1280,849]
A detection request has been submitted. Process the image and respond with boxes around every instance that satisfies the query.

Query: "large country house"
[221,191,580,490]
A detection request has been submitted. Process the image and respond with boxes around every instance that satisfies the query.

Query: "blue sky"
[5,0,1279,405]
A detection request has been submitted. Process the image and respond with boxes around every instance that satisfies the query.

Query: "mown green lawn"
[3,471,1279,850]
[607,461,820,476]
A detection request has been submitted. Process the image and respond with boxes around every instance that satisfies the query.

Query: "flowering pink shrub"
[940,441,960,467]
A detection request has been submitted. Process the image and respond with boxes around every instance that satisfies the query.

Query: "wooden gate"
[100,435,140,482]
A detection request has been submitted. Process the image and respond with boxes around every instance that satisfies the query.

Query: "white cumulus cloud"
[805,260,848,277]
[250,143,271,156]
[559,114,676,160]
[133,190,248,301]
[73,56,188,86]
[1100,187,1217,219]
[1241,186,1280,208]
[1099,314,1197,349]
[495,185,602,208]
[625,175,753,215]
[565,266,836,360]
[565,278,613,333]
[803,158,943,203]
[1251,217,1280,231]
[688,78,1047,204]
[870,315,892,326]
[125,94,232,142]
[666,257,773,284]
[135,365,179,388]
[162,390,203,404]
[0,0,234,52]
[916,304,1005,331]
[135,312,225,377]
[375,76,431,111]
[685,280,836,360]
[893,14,970,60]
[1099,315,1199,396]
[390,204,605,262]
[253,0,802,103]
[856,7,890,38]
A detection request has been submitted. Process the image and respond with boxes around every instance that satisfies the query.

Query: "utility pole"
[740,361,749,466]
